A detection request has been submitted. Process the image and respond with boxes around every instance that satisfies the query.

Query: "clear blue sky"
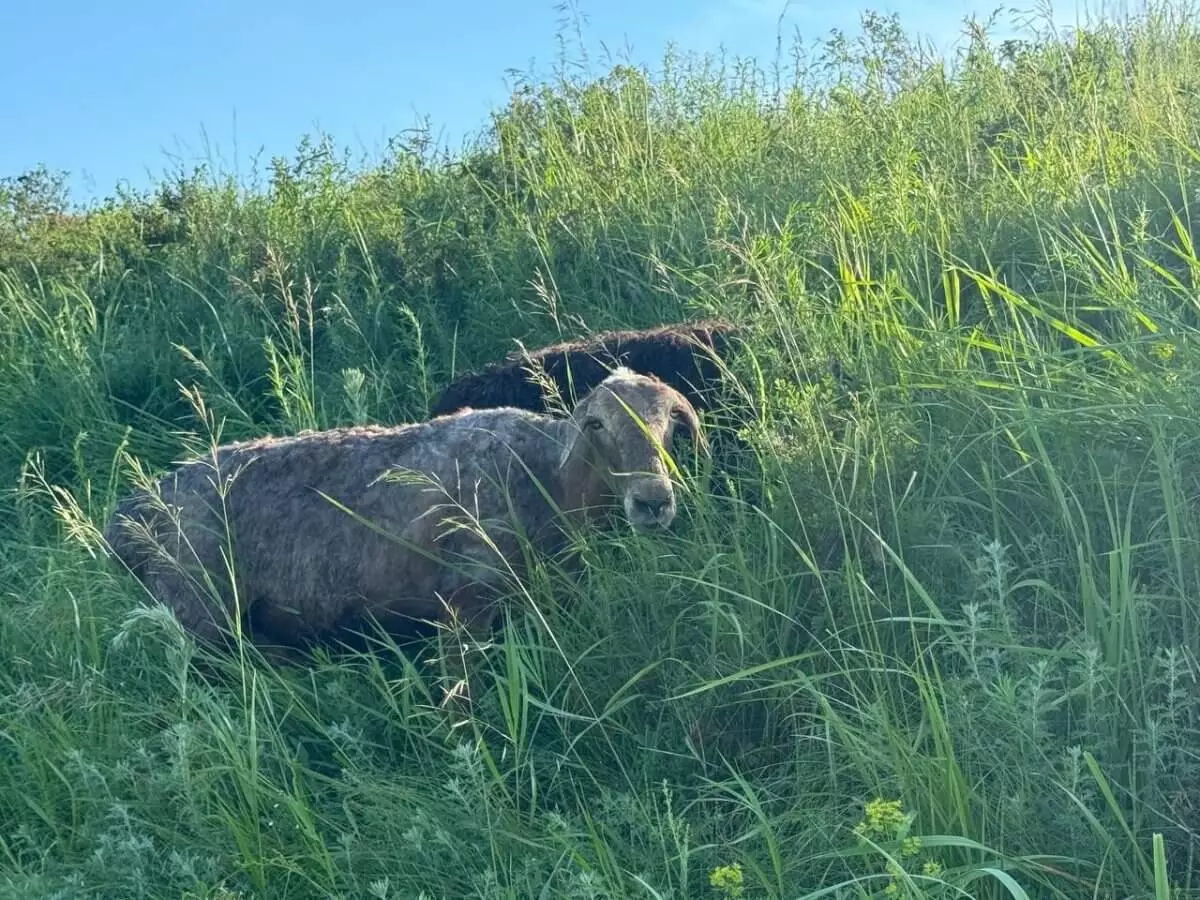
[5,0,1082,205]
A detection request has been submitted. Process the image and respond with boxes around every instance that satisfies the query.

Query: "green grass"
[3,3,1200,897]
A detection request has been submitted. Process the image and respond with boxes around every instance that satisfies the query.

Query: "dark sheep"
[431,318,741,417]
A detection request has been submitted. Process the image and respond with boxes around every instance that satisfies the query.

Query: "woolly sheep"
[103,368,706,692]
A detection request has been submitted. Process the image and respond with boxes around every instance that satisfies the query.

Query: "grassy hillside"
[4,4,1200,897]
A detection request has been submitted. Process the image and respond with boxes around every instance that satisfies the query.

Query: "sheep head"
[557,367,706,531]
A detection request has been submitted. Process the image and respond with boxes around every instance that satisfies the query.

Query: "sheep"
[103,368,707,702]
[430,318,741,418]
[430,317,757,497]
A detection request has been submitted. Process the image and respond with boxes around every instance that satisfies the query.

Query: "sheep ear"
[558,425,581,469]
[676,406,709,456]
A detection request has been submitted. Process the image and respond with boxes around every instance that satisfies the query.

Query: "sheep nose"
[628,486,676,528]
[633,496,669,519]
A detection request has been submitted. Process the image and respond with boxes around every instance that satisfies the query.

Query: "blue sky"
[5,0,1084,205]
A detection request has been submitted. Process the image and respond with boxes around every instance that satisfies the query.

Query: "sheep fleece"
[105,408,581,648]
[430,318,740,416]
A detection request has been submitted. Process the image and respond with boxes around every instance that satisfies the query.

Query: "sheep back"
[431,318,740,417]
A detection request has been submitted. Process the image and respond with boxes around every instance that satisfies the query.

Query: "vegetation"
[3,3,1200,896]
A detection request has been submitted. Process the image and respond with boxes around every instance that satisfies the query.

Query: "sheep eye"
[584,418,604,431]
[670,408,688,422]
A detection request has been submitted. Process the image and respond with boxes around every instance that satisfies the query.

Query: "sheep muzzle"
[623,477,677,530]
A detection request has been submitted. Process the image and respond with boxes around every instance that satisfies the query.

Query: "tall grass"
[2,3,1200,897]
